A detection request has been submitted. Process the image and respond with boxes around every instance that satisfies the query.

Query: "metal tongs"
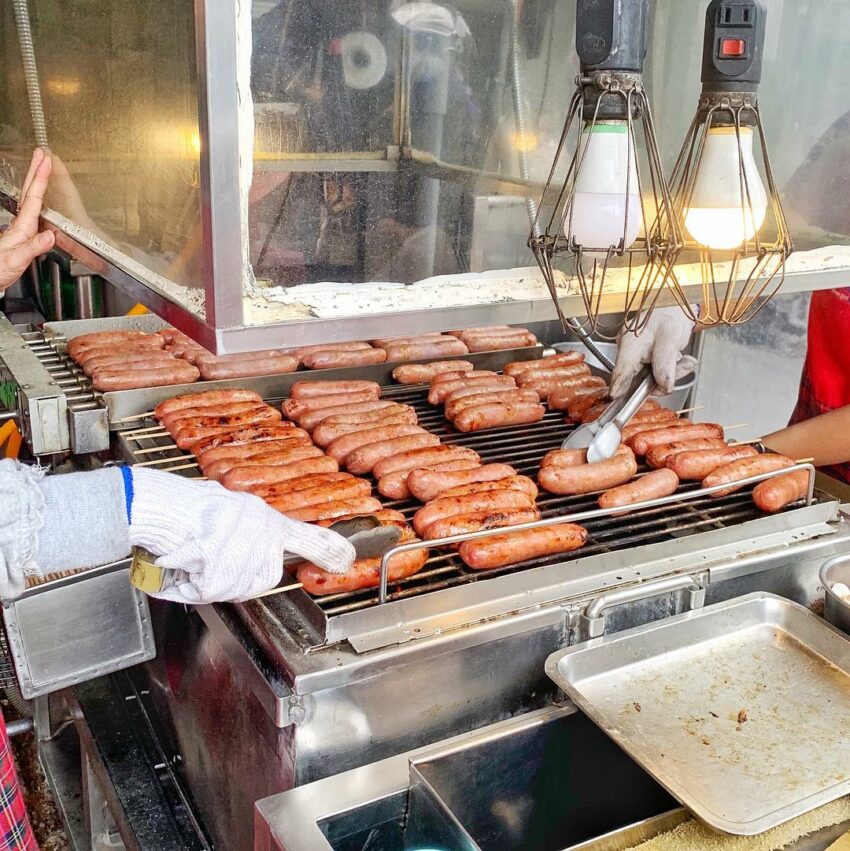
[561,366,655,463]
[129,515,401,596]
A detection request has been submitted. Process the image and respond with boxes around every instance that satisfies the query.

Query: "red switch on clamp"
[720,38,746,57]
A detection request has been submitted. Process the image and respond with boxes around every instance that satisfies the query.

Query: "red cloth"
[790,288,850,483]
[0,713,37,850]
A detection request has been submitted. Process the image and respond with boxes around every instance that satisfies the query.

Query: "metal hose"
[12,0,48,148]
[508,0,615,371]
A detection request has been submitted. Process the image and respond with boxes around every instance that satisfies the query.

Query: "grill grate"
[117,381,810,618]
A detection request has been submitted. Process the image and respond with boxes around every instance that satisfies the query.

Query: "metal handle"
[582,574,705,639]
[613,368,655,428]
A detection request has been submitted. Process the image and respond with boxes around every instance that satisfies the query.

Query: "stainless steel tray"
[546,592,850,836]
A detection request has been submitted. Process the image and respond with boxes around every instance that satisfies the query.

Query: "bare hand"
[0,149,55,292]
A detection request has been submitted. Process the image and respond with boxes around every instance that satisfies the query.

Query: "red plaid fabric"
[0,713,37,850]
[790,288,850,484]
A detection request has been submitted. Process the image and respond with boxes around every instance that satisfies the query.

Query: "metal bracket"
[580,574,706,639]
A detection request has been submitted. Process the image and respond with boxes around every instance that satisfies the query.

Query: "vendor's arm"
[762,404,850,467]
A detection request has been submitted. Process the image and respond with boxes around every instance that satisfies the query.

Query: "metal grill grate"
[117,382,812,618]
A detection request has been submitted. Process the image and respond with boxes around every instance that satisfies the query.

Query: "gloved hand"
[610,306,698,398]
[128,467,356,603]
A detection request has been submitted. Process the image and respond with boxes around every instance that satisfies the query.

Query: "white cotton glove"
[610,306,698,398]
[128,468,356,604]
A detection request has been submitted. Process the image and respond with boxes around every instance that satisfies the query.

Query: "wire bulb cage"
[665,91,792,328]
[529,70,681,338]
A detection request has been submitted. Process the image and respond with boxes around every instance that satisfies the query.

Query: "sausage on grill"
[392,361,474,384]
[372,444,480,480]
[598,469,680,511]
[629,423,725,456]
[445,388,540,420]
[295,341,372,358]
[264,478,372,512]
[645,438,728,468]
[547,377,609,411]
[458,523,587,570]
[202,439,317,480]
[429,375,515,405]
[248,472,356,500]
[421,507,541,541]
[282,496,383,523]
[168,405,281,437]
[162,401,270,432]
[434,475,538,502]
[222,455,339,491]
[538,448,638,495]
[196,432,310,467]
[155,389,262,420]
[413,489,535,536]
[190,424,302,456]
[298,401,399,432]
[91,363,200,391]
[290,380,381,400]
[384,339,469,362]
[312,414,418,448]
[702,454,795,497]
[752,470,811,512]
[665,444,758,480]
[461,332,537,352]
[504,352,584,377]
[68,331,162,359]
[283,391,382,421]
[316,403,417,429]
[326,424,427,464]
[345,433,442,475]
[377,459,481,500]
[301,348,387,369]
[407,463,518,502]
[452,401,546,432]
[82,351,177,376]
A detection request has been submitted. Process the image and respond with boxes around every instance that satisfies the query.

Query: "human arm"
[762,405,850,467]
[0,461,355,602]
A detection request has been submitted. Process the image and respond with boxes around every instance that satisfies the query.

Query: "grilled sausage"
[598,469,680,511]
[81,351,178,376]
[168,405,281,437]
[265,478,372,512]
[461,332,538,352]
[295,341,372,358]
[161,400,265,430]
[67,331,161,359]
[377,459,481,500]
[345,433,442,475]
[538,448,638,495]
[520,372,595,400]
[392,361,475,384]
[429,375,515,405]
[187,349,291,366]
[407,463,518,502]
[445,389,540,420]
[624,408,679,426]
[174,409,285,449]
[196,433,310,467]
[196,355,299,380]
[301,348,387,369]
[384,339,470,362]
[248,472,356,500]
[290,380,381,400]
[504,352,584,377]
[372,444,480,480]
[283,391,380,421]
[438,380,520,408]
[413,489,535,536]
[282,496,383,523]
[222,455,339,491]
[629,423,725,456]
[547,378,609,411]
[373,334,452,348]
[447,325,512,337]
[72,338,170,365]
[317,404,417,429]
[579,402,611,424]
[702,454,795,497]
[312,414,417,448]
[458,523,587,570]
[516,364,591,387]
[298,401,399,432]
[91,363,200,391]
[326,424,427,464]
[435,475,538,502]
[541,446,632,468]
[621,418,696,444]
[430,370,498,387]
[155,389,262,420]
[752,470,811,513]
[421,507,541,541]
[665,444,758,480]
[202,440,317,480]
[453,401,546,432]
[190,424,301,456]
[645,438,728,468]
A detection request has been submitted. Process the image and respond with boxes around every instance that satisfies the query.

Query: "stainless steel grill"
[116,382,823,633]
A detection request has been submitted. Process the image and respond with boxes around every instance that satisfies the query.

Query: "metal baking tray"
[546,592,850,836]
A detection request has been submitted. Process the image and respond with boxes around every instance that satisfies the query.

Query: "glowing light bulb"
[684,126,767,250]
[569,121,641,253]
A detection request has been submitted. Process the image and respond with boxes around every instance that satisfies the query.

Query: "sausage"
[462,332,538,352]
[67,330,160,358]
[421,507,541,541]
[520,373,595,400]
[453,401,546,432]
[665,444,758,480]
[248,472,356,500]
[621,418,696,444]
[598,469,680,511]
[432,376,517,406]
[430,370,498,387]
[435,475,538,502]
[645,438,728,469]
[752,470,811,513]
[202,440,317,480]
[373,334,452,347]
[282,496,383,523]
[301,348,387,369]
[377,459,481,500]
[392,361,475,384]
[81,351,178,376]
[190,424,302,456]
[195,355,298,381]
[326,424,427,464]
[445,389,540,420]
[516,364,591,387]
[168,405,281,438]
[384,339,470,362]
[345,433,442,475]
[161,401,273,432]
[154,389,262,420]
[579,402,610,424]
[538,449,638,495]
[188,349,291,366]
[702,454,795,497]
[290,380,381,400]
[457,327,534,341]
[566,392,610,422]
[458,523,587,570]
[284,391,396,421]
[196,433,310,467]
[408,463,518,502]
[295,341,372,358]
[317,404,417,429]
[72,338,169,363]
[297,525,427,596]
[504,352,584,377]
[91,363,200,391]
[547,377,609,410]
[629,423,725,456]
[265,478,372,512]
[413,489,535,536]
[447,325,512,337]
[312,414,417,448]
[372,444,480,480]
[541,445,632,468]
[174,409,285,449]
[298,401,399,432]
[223,457,340,492]
[625,408,679,426]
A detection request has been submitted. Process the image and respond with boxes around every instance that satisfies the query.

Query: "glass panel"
[0,0,205,316]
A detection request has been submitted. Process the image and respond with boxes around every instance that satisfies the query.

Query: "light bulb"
[684,126,767,250]
[569,121,642,253]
